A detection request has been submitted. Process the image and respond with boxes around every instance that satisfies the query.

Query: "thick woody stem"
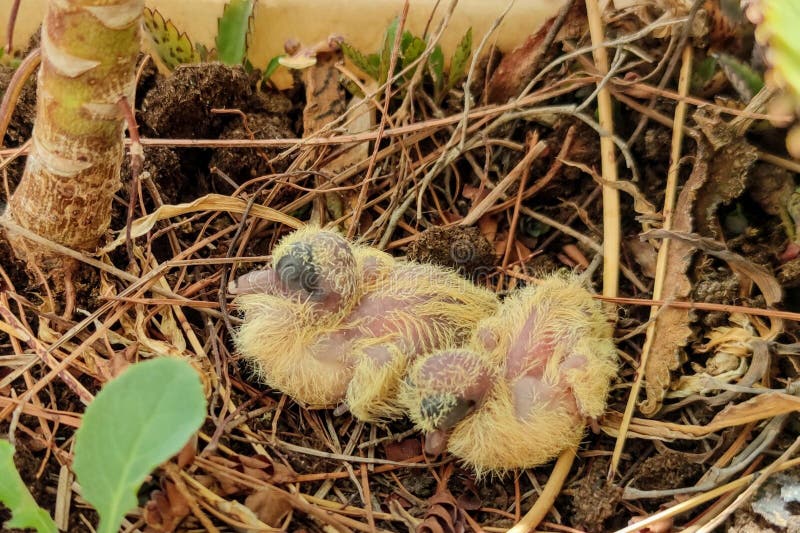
[3,0,142,272]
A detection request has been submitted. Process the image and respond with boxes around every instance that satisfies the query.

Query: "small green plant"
[340,17,473,103]
[0,440,58,533]
[712,52,764,102]
[215,0,256,66]
[143,1,281,84]
[71,357,206,533]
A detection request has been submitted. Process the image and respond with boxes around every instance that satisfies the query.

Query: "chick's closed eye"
[275,242,320,295]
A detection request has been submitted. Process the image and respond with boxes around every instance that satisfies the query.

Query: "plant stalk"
[3,0,143,273]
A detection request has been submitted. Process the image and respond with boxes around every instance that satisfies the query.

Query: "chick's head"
[401,349,496,456]
[271,226,359,313]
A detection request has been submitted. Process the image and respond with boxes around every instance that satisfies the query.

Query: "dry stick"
[595,295,800,323]
[348,0,409,239]
[459,139,546,226]
[609,45,693,479]
[1,300,56,448]
[4,70,741,158]
[627,0,704,146]
[117,96,143,268]
[0,300,94,408]
[5,0,21,52]
[0,215,230,320]
[0,48,40,145]
[696,435,800,532]
[458,0,516,150]
[585,0,620,304]
[507,447,577,533]
[616,456,800,533]
[484,126,576,217]
[499,134,535,290]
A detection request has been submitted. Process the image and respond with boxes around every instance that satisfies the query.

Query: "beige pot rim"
[3,0,566,88]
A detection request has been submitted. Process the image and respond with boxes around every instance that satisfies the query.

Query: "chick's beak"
[228,269,281,295]
[424,429,449,456]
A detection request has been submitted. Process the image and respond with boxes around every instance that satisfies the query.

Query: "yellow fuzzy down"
[448,384,584,478]
[347,342,407,421]
[234,294,354,407]
[402,274,617,474]
[233,227,498,421]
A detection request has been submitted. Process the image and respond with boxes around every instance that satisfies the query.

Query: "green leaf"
[379,17,400,85]
[143,7,200,69]
[263,54,285,81]
[447,27,473,92]
[402,35,426,70]
[0,440,57,533]
[341,41,379,79]
[429,44,445,98]
[73,358,206,533]
[712,52,764,102]
[691,55,718,92]
[216,0,255,65]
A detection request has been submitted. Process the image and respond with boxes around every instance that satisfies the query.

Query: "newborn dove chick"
[230,226,498,421]
[400,274,617,475]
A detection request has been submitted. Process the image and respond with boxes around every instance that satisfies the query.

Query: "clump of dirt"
[140,63,252,139]
[564,458,623,532]
[120,146,185,206]
[628,451,704,491]
[407,225,496,277]
[138,63,298,194]
[210,109,294,183]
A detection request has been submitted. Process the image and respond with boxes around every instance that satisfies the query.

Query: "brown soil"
[406,225,496,278]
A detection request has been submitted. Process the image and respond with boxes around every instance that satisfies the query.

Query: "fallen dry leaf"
[143,480,190,533]
[486,1,586,103]
[244,485,294,529]
[604,388,800,440]
[417,466,467,533]
[384,437,422,462]
[640,108,760,415]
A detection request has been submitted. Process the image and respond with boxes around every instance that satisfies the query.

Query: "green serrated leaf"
[143,7,200,69]
[0,441,57,533]
[341,41,379,79]
[73,358,206,533]
[447,27,473,92]
[713,52,764,102]
[401,31,414,55]
[429,44,445,98]
[379,17,400,85]
[216,0,255,65]
[263,54,285,81]
[402,36,426,70]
